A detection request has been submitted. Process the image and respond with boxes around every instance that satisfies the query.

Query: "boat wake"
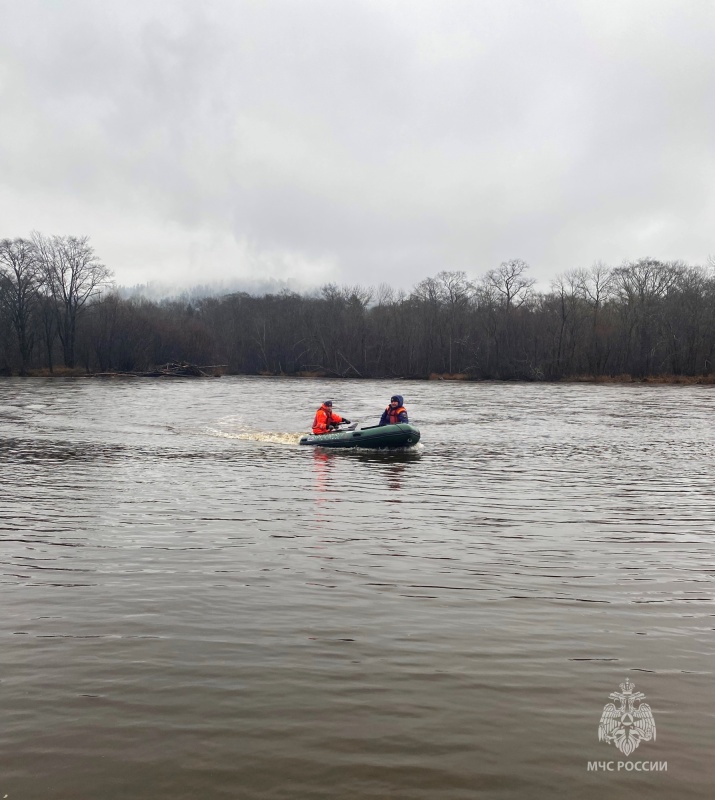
[205,418,303,445]
[236,431,303,445]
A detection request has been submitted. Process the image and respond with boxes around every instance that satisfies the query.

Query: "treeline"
[2,235,715,380]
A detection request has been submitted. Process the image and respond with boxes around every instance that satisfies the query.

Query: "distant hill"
[116,277,300,302]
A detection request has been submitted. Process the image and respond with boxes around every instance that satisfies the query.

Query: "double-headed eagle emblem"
[598,678,656,756]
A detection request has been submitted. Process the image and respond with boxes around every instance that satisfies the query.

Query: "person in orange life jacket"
[379,394,408,426]
[312,400,351,435]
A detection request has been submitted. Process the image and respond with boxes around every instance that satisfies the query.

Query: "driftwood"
[91,362,227,378]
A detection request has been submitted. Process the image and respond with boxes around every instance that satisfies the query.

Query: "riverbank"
[4,367,715,384]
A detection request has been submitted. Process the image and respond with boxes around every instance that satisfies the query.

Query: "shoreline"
[3,369,715,385]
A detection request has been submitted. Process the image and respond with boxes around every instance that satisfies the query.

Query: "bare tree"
[611,258,682,304]
[0,237,43,373]
[483,259,535,310]
[574,261,614,309]
[376,282,395,306]
[548,271,583,374]
[32,233,113,368]
[610,258,684,376]
[434,271,475,373]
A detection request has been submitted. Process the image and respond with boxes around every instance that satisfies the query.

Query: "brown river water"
[1,376,713,799]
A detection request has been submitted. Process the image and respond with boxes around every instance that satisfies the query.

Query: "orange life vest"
[312,405,344,435]
[384,404,407,425]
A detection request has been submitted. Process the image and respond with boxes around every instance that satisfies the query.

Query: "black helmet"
[323,400,333,406]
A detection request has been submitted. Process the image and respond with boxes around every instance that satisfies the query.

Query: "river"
[1,376,713,799]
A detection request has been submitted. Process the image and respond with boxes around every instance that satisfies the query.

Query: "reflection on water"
[1,376,714,800]
[311,449,334,525]
[311,447,421,511]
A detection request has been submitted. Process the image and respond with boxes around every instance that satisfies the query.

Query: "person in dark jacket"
[312,400,350,435]
[379,394,408,426]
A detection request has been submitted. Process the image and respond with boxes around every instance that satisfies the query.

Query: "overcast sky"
[1,0,713,292]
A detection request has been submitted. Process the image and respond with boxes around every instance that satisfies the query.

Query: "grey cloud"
[0,0,713,290]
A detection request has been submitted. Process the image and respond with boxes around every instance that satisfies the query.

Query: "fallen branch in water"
[90,362,227,378]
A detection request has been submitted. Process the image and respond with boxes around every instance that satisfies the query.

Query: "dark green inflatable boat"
[299,423,420,449]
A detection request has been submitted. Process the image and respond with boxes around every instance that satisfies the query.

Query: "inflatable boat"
[299,423,420,449]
